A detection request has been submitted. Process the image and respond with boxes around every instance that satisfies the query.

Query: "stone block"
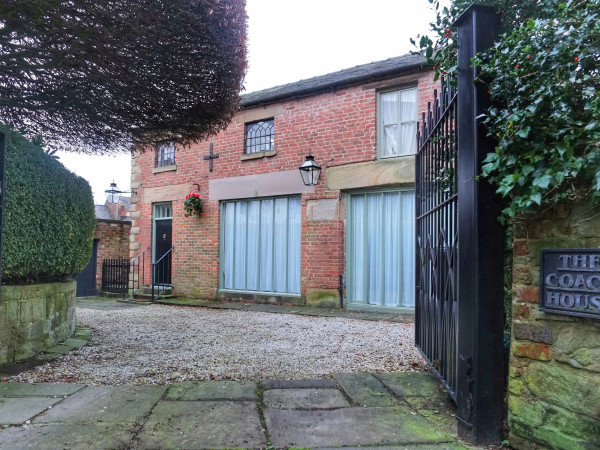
[326,157,415,191]
[130,226,141,235]
[0,423,136,449]
[553,323,600,372]
[37,386,166,425]
[305,289,340,309]
[165,381,257,401]
[512,342,551,361]
[0,383,84,397]
[264,406,454,448]
[264,388,349,409]
[333,373,399,407]
[137,401,266,449]
[263,378,338,390]
[305,199,339,221]
[526,361,600,417]
[513,323,552,344]
[377,372,441,398]
[0,397,62,425]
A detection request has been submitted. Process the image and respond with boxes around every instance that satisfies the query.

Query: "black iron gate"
[101,258,130,293]
[415,5,505,446]
[415,76,458,399]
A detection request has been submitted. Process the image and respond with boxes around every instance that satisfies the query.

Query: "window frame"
[345,187,416,311]
[219,195,301,296]
[244,118,275,154]
[155,142,176,167]
[376,85,419,159]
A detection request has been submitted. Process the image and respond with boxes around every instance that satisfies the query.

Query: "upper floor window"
[156,142,175,167]
[378,87,418,158]
[245,119,274,154]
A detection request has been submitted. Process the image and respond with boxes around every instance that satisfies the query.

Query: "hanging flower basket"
[184,193,203,217]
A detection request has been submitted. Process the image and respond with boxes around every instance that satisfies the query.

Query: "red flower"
[528,55,531,60]
[574,57,579,61]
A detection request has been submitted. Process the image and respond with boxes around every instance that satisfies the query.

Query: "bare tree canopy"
[0,0,247,153]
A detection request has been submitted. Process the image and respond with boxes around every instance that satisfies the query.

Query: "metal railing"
[129,246,150,297]
[152,247,174,301]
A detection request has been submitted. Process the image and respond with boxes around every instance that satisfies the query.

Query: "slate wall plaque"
[540,249,600,319]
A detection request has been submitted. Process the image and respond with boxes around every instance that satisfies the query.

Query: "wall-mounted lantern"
[105,181,136,204]
[299,154,322,186]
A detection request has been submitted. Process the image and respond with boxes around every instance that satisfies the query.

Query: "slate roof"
[240,53,428,109]
[95,200,131,223]
[95,204,114,221]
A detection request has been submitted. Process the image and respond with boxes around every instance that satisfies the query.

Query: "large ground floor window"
[347,189,415,309]
[220,196,301,295]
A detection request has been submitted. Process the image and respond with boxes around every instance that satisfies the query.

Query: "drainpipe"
[338,274,345,309]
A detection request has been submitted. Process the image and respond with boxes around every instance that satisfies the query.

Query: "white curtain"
[382,92,398,156]
[350,190,415,309]
[222,197,300,294]
[233,202,247,290]
[246,201,260,291]
[400,88,418,156]
[383,192,400,306]
[401,191,415,307]
[351,196,365,302]
[366,194,382,305]
[259,199,274,291]
[223,202,235,289]
[273,198,288,293]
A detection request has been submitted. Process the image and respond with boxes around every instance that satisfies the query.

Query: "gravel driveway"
[14,304,426,385]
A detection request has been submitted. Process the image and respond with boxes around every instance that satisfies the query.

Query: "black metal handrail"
[152,246,174,301]
[129,246,150,297]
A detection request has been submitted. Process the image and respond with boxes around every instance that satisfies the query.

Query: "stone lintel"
[209,170,314,201]
[142,183,190,204]
[326,157,415,191]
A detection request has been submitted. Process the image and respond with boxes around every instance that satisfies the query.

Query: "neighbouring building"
[130,54,435,311]
[75,186,131,297]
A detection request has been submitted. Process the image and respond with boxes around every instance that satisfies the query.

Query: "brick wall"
[508,202,600,448]
[94,220,132,291]
[130,70,435,302]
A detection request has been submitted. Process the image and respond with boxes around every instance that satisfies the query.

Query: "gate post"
[454,5,504,445]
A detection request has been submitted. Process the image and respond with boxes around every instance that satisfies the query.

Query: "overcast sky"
[58,0,439,204]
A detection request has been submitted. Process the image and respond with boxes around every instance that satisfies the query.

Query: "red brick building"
[130,54,434,311]
[75,194,131,296]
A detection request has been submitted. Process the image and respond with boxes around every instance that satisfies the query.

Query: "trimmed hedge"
[1,126,95,283]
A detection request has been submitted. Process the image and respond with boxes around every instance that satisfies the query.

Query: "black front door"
[154,218,172,285]
[75,239,99,297]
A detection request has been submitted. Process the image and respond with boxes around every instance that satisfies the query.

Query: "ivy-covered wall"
[508,202,600,449]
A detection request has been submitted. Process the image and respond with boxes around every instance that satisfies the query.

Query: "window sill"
[153,164,177,174]
[240,149,277,161]
[377,153,415,160]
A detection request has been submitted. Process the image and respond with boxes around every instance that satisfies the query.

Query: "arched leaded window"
[245,119,274,154]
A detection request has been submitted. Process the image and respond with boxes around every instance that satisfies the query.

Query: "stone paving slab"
[0,383,84,397]
[0,423,135,449]
[378,372,441,397]
[35,385,166,425]
[263,378,338,390]
[264,388,350,410]
[264,406,455,448]
[63,338,88,349]
[0,397,62,425]
[166,381,257,401]
[37,344,72,359]
[138,400,266,448]
[334,373,400,407]
[317,444,466,450]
